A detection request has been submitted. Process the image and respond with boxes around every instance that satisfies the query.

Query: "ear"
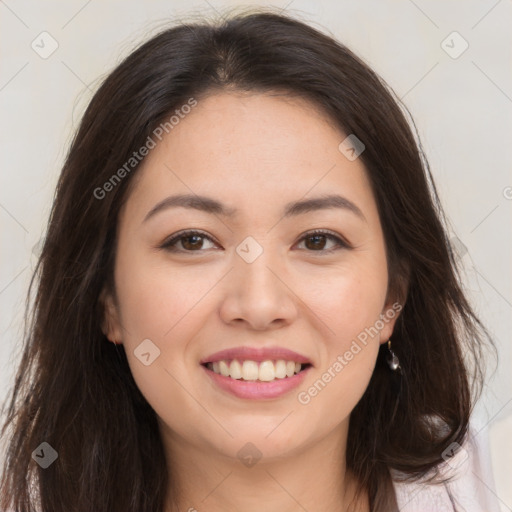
[378,299,404,344]
[99,286,123,345]
[379,262,409,344]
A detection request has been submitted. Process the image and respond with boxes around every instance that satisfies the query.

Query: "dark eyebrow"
[143,193,366,223]
[143,194,238,223]
[282,194,365,221]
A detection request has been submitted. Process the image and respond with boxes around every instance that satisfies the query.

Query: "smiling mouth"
[202,359,312,382]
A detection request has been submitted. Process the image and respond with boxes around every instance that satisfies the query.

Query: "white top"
[392,425,502,511]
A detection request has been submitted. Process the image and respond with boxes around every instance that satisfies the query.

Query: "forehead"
[162,91,345,169]
[121,91,377,224]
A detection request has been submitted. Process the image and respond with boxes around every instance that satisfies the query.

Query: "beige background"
[1,1,511,509]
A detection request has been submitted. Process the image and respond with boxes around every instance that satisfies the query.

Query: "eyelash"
[159,229,351,254]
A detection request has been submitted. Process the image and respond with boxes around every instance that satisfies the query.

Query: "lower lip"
[202,365,311,400]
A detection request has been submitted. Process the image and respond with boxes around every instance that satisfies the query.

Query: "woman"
[0,9,497,512]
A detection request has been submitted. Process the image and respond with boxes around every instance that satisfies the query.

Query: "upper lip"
[200,346,313,365]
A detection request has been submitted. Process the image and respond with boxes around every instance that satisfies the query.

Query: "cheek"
[114,249,215,341]
[297,340,378,434]
[295,268,385,422]
[113,252,222,396]
[294,254,387,412]
[304,257,389,343]
[113,256,209,428]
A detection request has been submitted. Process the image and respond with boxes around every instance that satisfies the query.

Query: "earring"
[386,340,401,372]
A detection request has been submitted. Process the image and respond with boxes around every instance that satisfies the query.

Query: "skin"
[102,91,403,512]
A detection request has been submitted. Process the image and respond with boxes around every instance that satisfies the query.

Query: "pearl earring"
[386,340,401,372]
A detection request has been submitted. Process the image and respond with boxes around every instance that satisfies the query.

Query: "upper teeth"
[206,360,304,381]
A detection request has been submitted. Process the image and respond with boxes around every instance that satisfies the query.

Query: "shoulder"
[391,424,502,512]
[392,477,455,512]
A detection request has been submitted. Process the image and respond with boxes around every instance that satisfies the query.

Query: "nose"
[219,248,299,331]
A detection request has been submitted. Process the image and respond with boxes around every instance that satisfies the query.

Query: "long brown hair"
[0,8,494,511]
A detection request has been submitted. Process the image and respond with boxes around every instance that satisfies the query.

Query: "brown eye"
[296,230,349,252]
[304,234,328,250]
[160,230,218,253]
[181,234,205,250]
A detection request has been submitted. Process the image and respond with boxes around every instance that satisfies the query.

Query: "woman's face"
[102,91,400,463]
